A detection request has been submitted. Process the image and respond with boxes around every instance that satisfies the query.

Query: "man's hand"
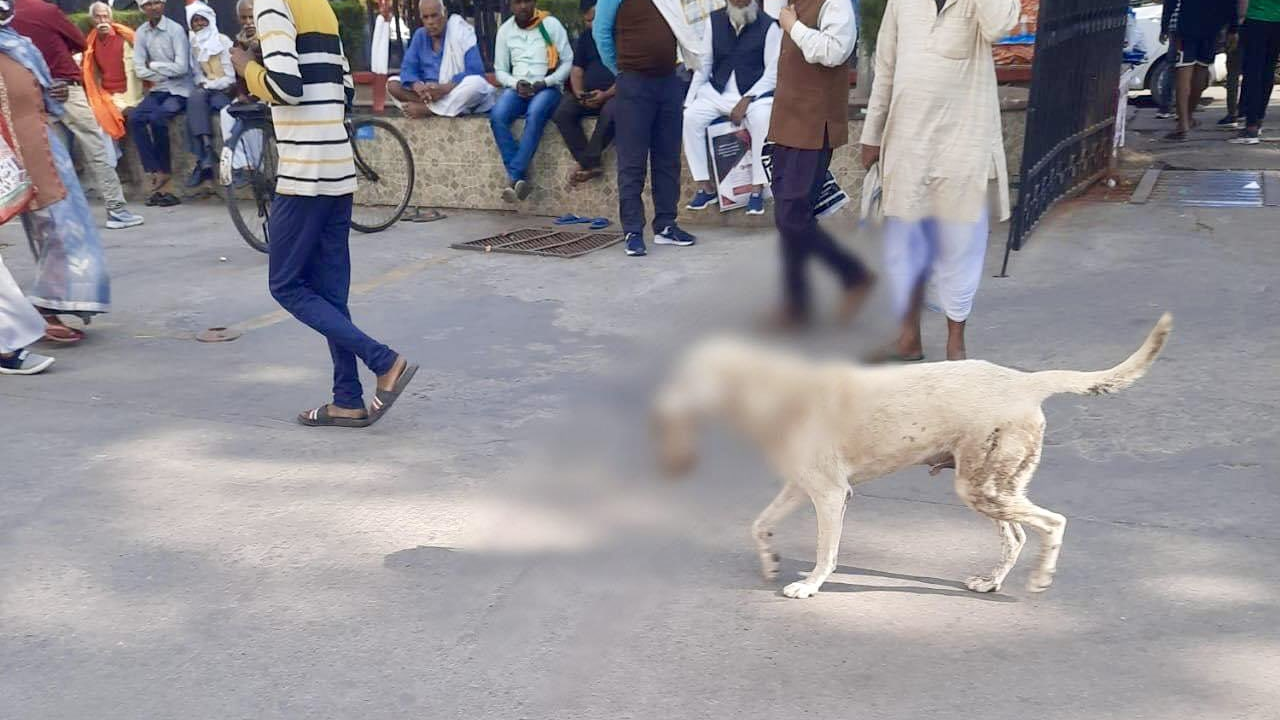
[49,80,69,103]
[435,81,456,97]
[778,5,797,32]
[860,143,880,170]
[533,80,547,94]
[730,96,751,126]
[231,45,253,75]
[516,79,533,98]
[413,81,432,100]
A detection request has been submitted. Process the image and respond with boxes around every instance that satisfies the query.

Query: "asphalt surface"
[1,195,1276,719]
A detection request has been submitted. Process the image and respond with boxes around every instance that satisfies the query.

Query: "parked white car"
[1127,1,1229,101]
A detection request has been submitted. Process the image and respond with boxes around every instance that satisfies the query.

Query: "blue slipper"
[553,214,590,225]
[588,217,611,230]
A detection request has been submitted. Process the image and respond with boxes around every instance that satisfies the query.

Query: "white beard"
[726,2,759,29]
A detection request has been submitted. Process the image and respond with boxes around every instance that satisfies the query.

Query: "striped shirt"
[245,0,356,197]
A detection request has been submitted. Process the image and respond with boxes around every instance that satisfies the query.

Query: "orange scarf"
[81,23,136,140]
[525,10,559,69]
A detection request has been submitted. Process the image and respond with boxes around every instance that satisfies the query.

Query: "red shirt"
[93,32,128,93]
[10,0,86,83]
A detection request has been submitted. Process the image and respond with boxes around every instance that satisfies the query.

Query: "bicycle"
[223,103,416,253]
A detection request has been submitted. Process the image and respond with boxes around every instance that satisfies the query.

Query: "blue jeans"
[613,72,684,236]
[129,91,186,174]
[268,194,398,410]
[489,86,561,183]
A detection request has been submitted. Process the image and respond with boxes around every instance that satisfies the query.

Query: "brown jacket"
[766,0,850,150]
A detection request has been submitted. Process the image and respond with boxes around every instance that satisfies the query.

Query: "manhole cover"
[1145,170,1264,207]
[451,228,624,258]
[196,326,241,343]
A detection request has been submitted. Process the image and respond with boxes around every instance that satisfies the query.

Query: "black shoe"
[154,192,182,207]
[186,165,206,187]
[145,192,162,206]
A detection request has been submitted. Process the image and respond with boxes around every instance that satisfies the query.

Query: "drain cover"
[196,326,241,343]
[1144,170,1264,207]
[451,228,624,258]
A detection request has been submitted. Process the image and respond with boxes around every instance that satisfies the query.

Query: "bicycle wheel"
[349,117,415,233]
[225,119,278,254]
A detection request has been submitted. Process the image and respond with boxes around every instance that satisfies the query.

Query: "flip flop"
[588,217,611,230]
[553,213,591,225]
[42,323,85,344]
[297,404,372,428]
[402,208,446,223]
[864,347,926,365]
[368,359,419,425]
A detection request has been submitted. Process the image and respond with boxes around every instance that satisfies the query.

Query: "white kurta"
[860,0,1019,223]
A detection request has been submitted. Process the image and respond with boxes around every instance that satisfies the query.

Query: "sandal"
[588,217,611,230]
[297,404,371,428]
[368,358,419,425]
[864,346,925,364]
[553,213,591,225]
[42,322,85,344]
[569,168,603,186]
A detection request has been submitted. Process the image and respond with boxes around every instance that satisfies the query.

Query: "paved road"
[1,199,1276,719]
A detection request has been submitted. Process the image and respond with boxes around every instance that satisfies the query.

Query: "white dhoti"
[682,84,773,185]
[427,74,496,117]
[219,107,263,170]
[883,212,989,323]
[0,253,45,354]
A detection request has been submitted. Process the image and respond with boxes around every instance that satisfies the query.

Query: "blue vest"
[709,9,774,96]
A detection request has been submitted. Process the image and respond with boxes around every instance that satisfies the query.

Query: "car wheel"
[1149,55,1175,113]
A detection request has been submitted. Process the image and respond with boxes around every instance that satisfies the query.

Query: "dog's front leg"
[752,482,804,581]
[783,487,850,599]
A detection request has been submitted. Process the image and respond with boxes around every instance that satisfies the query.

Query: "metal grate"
[451,228,624,258]
[1145,170,1264,208]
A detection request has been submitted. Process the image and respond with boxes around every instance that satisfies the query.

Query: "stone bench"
[109,98,1027,227]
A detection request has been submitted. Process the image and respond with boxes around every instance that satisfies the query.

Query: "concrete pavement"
[0,194,1277,719]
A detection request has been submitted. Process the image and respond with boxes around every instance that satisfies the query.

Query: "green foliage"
[66,9,146,35]
[541,0,583,37]
[860,0,886,55]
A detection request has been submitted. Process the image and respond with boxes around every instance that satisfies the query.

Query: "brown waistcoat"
[766,0,849,150]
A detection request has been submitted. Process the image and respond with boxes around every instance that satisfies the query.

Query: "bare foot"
[756,307,808,334]
[837,274,876,325]
[327,404,368,419]
[403,102,433,119]
[376,355,407,393]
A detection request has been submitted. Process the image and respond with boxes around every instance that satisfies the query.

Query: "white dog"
[653,314,1172,598]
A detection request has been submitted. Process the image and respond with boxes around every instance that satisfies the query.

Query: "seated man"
[82,3,143,150]
[389,0,494,118]
[185,1,237,188]
[220,0,264,177]
[552,0,616,186]
[129,0,193,207]
[682,0,779,215]
[490,0,572,202]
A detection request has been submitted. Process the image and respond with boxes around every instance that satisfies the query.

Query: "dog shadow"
[773,559,1019,603]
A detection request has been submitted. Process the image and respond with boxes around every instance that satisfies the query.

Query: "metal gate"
[1001,0,1129,274]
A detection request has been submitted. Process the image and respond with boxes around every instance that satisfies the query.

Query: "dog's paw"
[782,581,820,599]
[759,551,781,581]
[965,575,1002,593]
[1027,570,1055,593]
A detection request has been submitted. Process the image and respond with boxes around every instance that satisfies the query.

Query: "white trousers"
[0,253,45,354]
[682,84,773,185]
[883,212,989,323]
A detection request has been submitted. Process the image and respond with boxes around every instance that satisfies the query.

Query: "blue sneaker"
[746,192,765,215]
[686,189,716,210]
[624,232,647,256]
[655,225,696,247]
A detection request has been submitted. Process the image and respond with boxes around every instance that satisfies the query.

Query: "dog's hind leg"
[783,486,850,599]
[964,519,1026,593]
[1007,499,1067,593]
[752,482,804,581]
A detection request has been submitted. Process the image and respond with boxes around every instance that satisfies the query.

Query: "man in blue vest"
[682,0,779,215]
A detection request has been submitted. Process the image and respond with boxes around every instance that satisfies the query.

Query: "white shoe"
[0,349,55,375]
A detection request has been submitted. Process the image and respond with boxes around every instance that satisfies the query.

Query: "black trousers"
[613,72,683,236]
[770,141,869,317]
[552,93,616,171]
[1240,19,1280,127]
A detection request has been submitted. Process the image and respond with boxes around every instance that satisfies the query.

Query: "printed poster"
[706,121,754,212]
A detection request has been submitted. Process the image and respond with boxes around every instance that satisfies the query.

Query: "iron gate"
[1001,0,1129,274]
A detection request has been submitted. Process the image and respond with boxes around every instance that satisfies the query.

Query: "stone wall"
[112,106,1027,227]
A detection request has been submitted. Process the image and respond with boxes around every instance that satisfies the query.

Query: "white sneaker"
[0,349,55,375]
[106,208,145,229]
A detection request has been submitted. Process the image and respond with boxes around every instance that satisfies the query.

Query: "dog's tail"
[1028,313,1172,398]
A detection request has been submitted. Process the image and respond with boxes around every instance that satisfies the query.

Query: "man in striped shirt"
[231,0,418,427]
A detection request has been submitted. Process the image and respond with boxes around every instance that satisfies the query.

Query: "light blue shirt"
[493,15,573,88]
[133,16,193,98]
[593,0,622,75]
